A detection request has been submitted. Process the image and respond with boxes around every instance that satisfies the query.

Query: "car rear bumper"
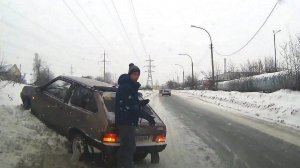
[88,138,167,154]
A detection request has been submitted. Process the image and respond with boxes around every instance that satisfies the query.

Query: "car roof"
[59,76,116,91]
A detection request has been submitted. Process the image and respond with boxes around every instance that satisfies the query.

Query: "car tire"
[23,97,31,110]
[70,133,89,161]
[134,153,148,162]
[150,152,159,164]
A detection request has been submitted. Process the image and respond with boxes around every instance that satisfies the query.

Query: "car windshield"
[2,0,300,167]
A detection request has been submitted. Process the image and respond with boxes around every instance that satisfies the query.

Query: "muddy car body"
[20,76,167,164]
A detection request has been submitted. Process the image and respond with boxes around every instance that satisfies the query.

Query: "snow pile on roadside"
[174,90,300,129]
[139,90,156,98]
[0,81,88,168]
[0,82,25,106]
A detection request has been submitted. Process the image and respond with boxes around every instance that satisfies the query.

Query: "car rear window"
[102,92,116,112]
[102,91,156,116]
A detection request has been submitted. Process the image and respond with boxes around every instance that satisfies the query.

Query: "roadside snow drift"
[0,82,89,168]
[175,90,300,129]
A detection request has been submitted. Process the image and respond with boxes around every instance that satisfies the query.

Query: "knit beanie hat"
[128,63,140,75]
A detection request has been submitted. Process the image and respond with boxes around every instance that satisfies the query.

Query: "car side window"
[44,80,71,101]
[70,86,98,113]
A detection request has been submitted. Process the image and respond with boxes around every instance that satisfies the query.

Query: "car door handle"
[65,111,72,115]
[51,104,64,109]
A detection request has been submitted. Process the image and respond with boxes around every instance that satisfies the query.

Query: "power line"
[109,0,140,61]
[61,0,105,50]
[74,0,111,47]
[0,1,84,51]
[129,0,147,57]
[74,0,123,66]
[0,21,98,63]
[214,0,280,56]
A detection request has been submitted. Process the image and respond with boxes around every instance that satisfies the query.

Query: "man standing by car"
[115,63,155,168]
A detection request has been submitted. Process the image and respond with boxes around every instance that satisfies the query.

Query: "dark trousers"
[117,126,136,168]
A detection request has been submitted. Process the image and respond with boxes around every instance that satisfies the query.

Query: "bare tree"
[166,80,179,89]
[240,59,264,77]
[95,72,113,84]
[264,56,276,73]
[184,75,198,89]
[32,53,54,86]
[281,35,300,90]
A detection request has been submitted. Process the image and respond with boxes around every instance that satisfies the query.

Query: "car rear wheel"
[134,152,148,162]
[150,152,159,164]
[71,133,89,161]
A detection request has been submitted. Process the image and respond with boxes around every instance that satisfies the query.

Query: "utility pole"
[175,64,184,85]
[179,53,194,89]
[70,64,74,76]
[191,25,216,90]
[100,50,108,81]
[145,56,155,88]
[224,58,227,73]
[273,30,281,72]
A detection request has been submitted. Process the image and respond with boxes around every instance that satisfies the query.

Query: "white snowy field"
[0,82,90,168]
[174,90,300,130]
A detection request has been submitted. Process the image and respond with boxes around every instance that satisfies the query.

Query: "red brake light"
[103,133,118,143]
[153,134,166,143]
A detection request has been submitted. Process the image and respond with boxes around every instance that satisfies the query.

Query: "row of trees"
[82,72,115,84]
[165,75,197,89]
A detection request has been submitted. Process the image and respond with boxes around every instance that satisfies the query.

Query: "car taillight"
[153,134,166,143]
[103,133,118,143]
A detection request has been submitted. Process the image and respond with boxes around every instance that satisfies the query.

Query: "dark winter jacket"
[115,74,154,126]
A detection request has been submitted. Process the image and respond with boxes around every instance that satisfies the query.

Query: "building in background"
[0,64,22,83]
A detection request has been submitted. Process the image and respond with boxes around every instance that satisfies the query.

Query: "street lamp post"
[175,64,185,85]
[191,25,215,90]
[273,30,281,72]
[178,54,194,89]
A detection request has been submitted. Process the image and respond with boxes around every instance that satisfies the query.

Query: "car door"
[35,79,72,132]
[64,85,99,137]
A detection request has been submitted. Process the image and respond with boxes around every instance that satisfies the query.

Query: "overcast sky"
[0,0,299,85]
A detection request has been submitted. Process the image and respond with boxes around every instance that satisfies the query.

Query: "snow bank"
[217,71,296,92]
[139,90,156,98]
[0,82,89,168]
[174,90,300,129]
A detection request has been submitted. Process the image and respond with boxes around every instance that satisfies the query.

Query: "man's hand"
[140,99,150,106]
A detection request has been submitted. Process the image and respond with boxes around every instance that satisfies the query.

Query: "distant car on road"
[161,89,171,96]
[20,76,167,166]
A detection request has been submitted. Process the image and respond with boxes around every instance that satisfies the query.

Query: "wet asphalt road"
[152,93,300,168]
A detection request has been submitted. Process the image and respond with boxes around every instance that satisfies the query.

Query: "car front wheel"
[22,97,31,110]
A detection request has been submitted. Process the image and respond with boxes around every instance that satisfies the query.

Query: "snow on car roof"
[61,75,113,88]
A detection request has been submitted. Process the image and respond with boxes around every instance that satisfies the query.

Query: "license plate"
[135,135,150,142]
